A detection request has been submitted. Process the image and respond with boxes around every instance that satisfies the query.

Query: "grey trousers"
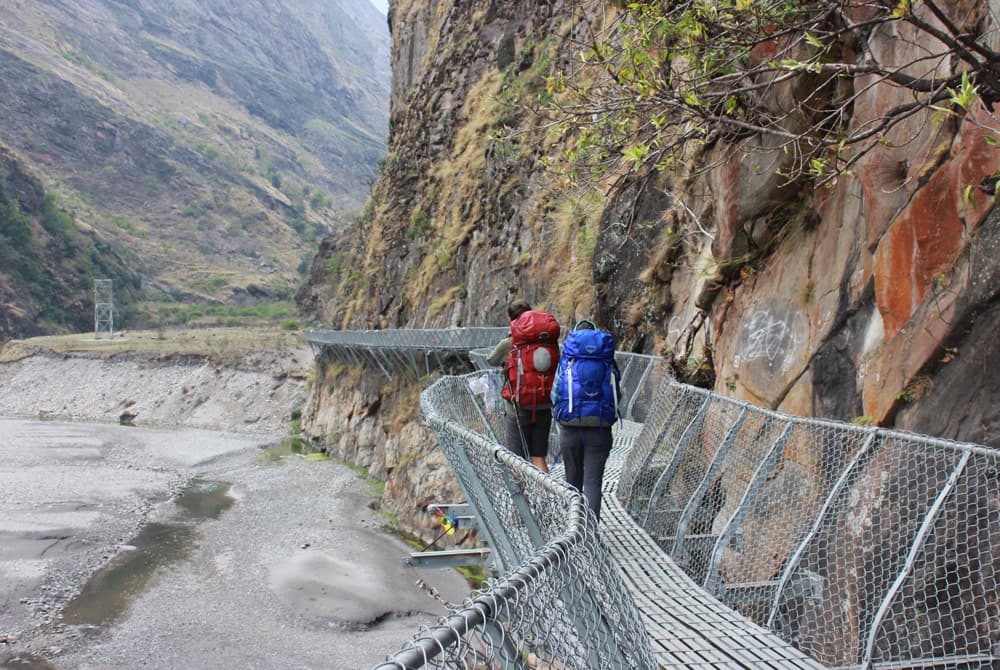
[558,424,613,521]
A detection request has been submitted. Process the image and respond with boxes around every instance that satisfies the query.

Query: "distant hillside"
[0,0,389,333]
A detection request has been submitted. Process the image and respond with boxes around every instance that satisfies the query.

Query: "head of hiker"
[507,299,531,322]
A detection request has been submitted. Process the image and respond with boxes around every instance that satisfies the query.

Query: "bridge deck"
[593,421,825,669]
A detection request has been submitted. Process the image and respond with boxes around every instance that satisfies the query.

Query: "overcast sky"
[370,0,388,14]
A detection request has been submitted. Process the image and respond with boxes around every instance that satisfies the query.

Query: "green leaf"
[623,143,651,166]
[947,71,978,111]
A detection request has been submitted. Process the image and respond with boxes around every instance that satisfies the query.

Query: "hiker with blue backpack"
[551,320,621,521]
[486,300,560,473]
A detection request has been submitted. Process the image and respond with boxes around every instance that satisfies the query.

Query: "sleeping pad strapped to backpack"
[552,323,621,426]
[502,310,560,416]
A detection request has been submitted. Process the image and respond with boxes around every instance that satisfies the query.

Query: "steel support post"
[703,422,792,597]
[860,451,971,669]
[641,394,712,531]
[765,431,879,629]
[672,407,748,560]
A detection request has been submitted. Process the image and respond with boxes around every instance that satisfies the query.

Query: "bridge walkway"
[589,421,825,669]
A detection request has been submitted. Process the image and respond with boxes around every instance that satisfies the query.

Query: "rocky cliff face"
[302,0,998,450]
[0,0,389,328]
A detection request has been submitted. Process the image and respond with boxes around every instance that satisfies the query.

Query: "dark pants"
[559,424,613,521]
[504,409,552,461]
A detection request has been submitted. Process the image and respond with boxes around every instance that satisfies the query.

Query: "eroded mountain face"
[0,0,389,323]
[302,0,998,446]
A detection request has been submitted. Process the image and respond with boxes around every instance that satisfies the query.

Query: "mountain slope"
[0,0,389,331]
[0,144,140,337]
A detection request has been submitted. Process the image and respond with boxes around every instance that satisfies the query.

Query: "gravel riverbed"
[0,349,469,670]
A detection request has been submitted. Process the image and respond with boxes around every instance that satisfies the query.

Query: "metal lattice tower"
[94,279,113,339]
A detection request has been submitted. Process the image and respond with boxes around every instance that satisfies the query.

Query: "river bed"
[0,417,469,669]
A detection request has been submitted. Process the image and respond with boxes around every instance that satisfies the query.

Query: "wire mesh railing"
[306,327,507,381]
[308,328,999,669]
[373,372,657,670]
[616,376,1000,669]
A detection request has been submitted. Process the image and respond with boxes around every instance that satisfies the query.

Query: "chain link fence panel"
[373,371,657,670]
[616,378,1000,669]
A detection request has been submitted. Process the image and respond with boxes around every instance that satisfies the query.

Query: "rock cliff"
[302,0,998,445]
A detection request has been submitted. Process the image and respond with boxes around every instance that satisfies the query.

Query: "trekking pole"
[417,526,451,552]
[504,353,531,462]
[507,397,532,464]
[417,509,459,552]
[550,425,564,466]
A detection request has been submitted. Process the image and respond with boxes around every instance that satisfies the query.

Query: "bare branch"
[538,0,1000,193]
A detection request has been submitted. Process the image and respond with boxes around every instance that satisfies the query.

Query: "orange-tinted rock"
[747,34,780,67]
[873,167,964,337]
[862,272,962,422]
[874,104,1000,340]
[714,152,743,262]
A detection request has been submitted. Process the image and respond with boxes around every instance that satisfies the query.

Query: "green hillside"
[0,0,389,336]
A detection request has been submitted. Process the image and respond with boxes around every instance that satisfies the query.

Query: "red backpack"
[502,310,560,415]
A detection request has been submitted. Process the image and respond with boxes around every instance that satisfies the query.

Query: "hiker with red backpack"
[486,300,560,473]
[551,319,621,521]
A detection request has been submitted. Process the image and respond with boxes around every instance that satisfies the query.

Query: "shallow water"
[59,479,233,631]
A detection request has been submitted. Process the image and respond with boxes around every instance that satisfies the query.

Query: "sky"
[369,0,388,14]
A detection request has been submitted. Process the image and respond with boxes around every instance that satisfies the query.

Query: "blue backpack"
[552,321,621,426]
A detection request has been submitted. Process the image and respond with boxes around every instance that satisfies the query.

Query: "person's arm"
[550,357,563,406]
[485,337,510,367]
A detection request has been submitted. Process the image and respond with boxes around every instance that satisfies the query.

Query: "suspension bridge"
[305,327,1000,670]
